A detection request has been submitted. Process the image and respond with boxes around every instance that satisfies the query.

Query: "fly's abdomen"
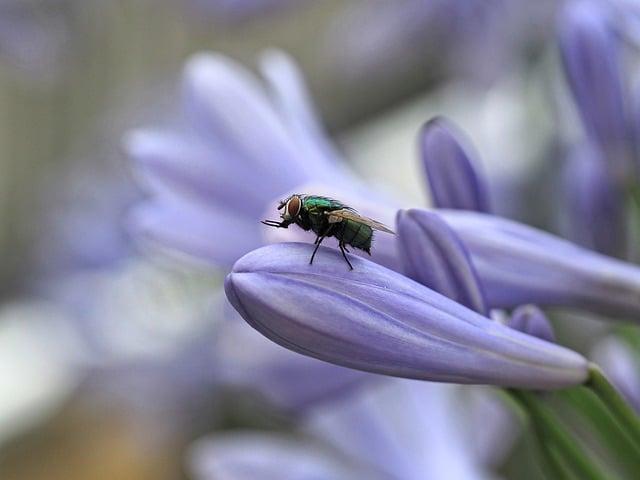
[337,219,373,252]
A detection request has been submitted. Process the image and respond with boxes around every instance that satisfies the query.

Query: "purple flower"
[305,380,493,480]
[127,49,355,269]
[419,117,491,213]
[558,0,632,179]
[397,208,487,315]
[188,381,499,480]
[507,305,556,343]
[188,431,374,480]
[561,143,626,257]
[225,242,588,389]
[439,208,640,320]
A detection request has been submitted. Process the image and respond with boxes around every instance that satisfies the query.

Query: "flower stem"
[508,389,607,480]
[586,363,640,450]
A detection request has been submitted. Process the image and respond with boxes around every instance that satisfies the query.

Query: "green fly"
[261,194,395,270]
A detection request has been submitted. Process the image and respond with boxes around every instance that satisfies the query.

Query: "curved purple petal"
[508,305,556,343]
[397,209,487,315]
[441,209,640,320]
[419,117,490,212]
[558,0,632,178]
[128,195,260,268]
[561,143,626,257]
[225,243,588,389]
[214,304,373,411]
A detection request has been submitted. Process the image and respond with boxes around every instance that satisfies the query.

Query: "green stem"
[558,387,640,477]
[509,389,608,480]
[587,363,640,450]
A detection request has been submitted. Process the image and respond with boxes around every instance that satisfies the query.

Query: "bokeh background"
[0,1,637,479]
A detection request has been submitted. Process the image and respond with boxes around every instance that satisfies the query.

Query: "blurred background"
[0,1,634,479]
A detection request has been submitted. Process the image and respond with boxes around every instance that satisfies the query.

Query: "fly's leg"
[309,235,327,265]
[339,243,354,270]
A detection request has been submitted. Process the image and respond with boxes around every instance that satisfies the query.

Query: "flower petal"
[508,305,556,343]
[226,243,588,389]
[419,117,491,212]
[397,209,487,315]
[128,196,260,268]
[441,209,640,320]
[558,0,632,178]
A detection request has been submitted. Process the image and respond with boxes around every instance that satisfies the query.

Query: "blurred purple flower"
[305,380,494,480]
[558,0,633,180]
[127,50,358,269]
[440,208,640,320]
[591,336,640,412]
[561,143,626,257]
[419,117,491,213]
[188,431,383,480]
[329,0,557,86]
[397,208,487,315]
[225,242,588,389]
[127,50,385,411]
[508,305,556,343]
[188,380,501,480]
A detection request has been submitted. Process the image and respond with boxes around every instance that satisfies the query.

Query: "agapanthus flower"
[328,0,557,86]
[304,380,494,480]
[225,242,588,389]
[188,431,385,480]
[558,0,633,181]
[130,48,640,327]
[127,49,359,269]
[128,50,380,411]
[188,380,498,480]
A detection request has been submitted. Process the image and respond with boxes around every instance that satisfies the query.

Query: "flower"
[188,431,374,480]
[127,50,382,411]
[419,117,491,213]
[188,380,499,480]
[128,49,640,322]
[558,0,633,181]
[225,242,588,389]
[126,49,357,269]
[439,208,640,320]
[304,380,494,480]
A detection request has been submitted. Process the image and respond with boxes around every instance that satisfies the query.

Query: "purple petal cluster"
[225,243,588,389]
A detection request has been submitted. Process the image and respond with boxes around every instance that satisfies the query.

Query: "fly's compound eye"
[286,195,301,219]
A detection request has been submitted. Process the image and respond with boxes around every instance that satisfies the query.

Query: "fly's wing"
[325,209,395,234]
